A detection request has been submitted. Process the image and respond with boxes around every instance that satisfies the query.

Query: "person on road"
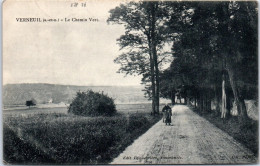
[165,105,172,125]
[162,104,171,124]
[162,104,169,122]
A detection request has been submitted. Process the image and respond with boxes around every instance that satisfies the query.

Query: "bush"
[126,115,149,132]
[68,90,116,116]
[26,98,37,108]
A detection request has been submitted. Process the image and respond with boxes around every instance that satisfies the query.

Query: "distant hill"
[3,83,170,106]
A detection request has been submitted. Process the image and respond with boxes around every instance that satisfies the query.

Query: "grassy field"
[3,104,163,164]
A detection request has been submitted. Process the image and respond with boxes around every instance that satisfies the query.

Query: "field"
[3,104,163,164]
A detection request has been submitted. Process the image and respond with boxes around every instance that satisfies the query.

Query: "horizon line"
[3,82,143,87]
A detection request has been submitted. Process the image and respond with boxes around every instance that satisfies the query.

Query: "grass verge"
[191,106,258,156]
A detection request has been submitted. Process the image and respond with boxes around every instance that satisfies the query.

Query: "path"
[111,105,257,164]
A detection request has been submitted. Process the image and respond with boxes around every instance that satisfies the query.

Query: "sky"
[3,0,142,86]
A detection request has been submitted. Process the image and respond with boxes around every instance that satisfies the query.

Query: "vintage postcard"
[2,0,258,164]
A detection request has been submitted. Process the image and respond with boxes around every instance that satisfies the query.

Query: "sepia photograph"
[2,0,258,164]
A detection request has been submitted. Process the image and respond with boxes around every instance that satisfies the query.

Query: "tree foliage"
[68,90,116,116]
[108,2,173,114]
[26,98,36,108]
[160,1,257,122]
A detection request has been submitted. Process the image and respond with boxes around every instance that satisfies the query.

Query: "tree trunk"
[179,96,182,103]
[171,98,174,105]
[198,90,203,112]
[149,50,156,115]
[194,97,197,108]
[151,2,160,114]
[154,59,159,114]
[147,35,156,115]
[216,95,220,112]
[154,65,160,114]
[206,91,209,111]
[171,91,175,105]
[226,91,232,118]
[221,79,227,118]
[202,91,207,112]
[187,98,190,105]
[200,94,203,112]
[203,92,206,112]
[207,92,212,111]
[226,64,248,122]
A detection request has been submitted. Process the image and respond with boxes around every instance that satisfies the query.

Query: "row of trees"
[108,1,258,122]
[160,1,257,123]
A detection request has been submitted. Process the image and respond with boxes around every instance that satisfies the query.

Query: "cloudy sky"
[3,0,142,86]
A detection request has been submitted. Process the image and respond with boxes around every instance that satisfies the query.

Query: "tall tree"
[107,2,171,114]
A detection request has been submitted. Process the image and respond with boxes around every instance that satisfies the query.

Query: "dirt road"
[111,105,257,164]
